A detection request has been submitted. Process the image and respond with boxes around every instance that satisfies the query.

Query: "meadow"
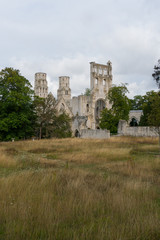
[0,136,160,240]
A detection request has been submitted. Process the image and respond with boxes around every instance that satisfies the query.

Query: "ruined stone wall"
[80,129,110,139]
[118,120,158,137]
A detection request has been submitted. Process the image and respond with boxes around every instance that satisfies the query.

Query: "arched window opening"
[103,79,106,86]
[130,118,138,126]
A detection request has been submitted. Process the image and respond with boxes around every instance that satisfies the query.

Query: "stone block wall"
[80,129,110,139]
[118,120,158,137]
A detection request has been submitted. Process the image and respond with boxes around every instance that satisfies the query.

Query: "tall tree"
[100,84,130,133]
[35,93,72,139]
[152,59,160,89]
[0,68,35,141]
[34,93,57,139]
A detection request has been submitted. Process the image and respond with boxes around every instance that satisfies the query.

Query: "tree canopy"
[0,68,35,141]
[100,84,130,133]
[130,95,144,110]
[139,91,157,126]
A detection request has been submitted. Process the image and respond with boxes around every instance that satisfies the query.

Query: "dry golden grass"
[0,136,160,240]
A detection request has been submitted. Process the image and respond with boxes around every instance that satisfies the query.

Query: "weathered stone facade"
[34,61,112,137]
[34,72,48,98]
[56,61,112,135]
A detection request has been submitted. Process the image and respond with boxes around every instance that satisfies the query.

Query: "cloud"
[0,0,160,99]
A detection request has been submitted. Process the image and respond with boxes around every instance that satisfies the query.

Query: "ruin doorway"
[75,129,80,137]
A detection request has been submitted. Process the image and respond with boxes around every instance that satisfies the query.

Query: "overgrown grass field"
[0,137,160,240]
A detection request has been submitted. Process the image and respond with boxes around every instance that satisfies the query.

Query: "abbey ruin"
[34,61,158,138]
[34,61,112,137]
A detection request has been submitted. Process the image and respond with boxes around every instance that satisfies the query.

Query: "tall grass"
[0,137,160,240]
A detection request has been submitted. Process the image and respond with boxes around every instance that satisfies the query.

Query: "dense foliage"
[139,91,157,126]
[130,95,144,110]
[100,84,130,133]
[0,68,72,141]
[0,68,35,141]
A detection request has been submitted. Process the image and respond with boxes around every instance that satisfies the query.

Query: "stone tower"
[57,76,71,105]
[34,72,48,98]
[89,61,113,129]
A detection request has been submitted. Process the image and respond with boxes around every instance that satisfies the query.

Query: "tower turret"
[57,76,71,105]
[34,72,48,98]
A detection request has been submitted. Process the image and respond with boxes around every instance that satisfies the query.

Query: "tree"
[100,109,119,133]
[52,112,72,138]
[34,93,57,139]
[139,91,157,126]
[100,84,130,133]
[0,67,35,141]
[148,93,160,153]
[35,93,72,139]
[152,59,160,89]
[130,95,144,110]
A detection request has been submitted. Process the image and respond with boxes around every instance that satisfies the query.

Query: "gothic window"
[65,90,68,95]
[95,78,98,85]
[103,79,106,86]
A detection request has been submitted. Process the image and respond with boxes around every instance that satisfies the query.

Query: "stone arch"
[75,129,80,137]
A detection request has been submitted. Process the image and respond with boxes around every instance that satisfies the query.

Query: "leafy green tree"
[52,112,72,138]
[139,91,157,126]
[100,109,119,133]
[107,84,131,121]
[130,95,144,110]
[0,67,35,141]
[152,59,160,89]
[100,84,130,133]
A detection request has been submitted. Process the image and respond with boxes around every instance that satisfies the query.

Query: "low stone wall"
[122,126,158,137]
[80,129,110,139]
[118,120,158,137]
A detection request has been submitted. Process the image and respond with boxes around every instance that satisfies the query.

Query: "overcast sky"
[0,0,160,98]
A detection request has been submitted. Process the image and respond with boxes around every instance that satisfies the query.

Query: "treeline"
[0,68,71,141]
